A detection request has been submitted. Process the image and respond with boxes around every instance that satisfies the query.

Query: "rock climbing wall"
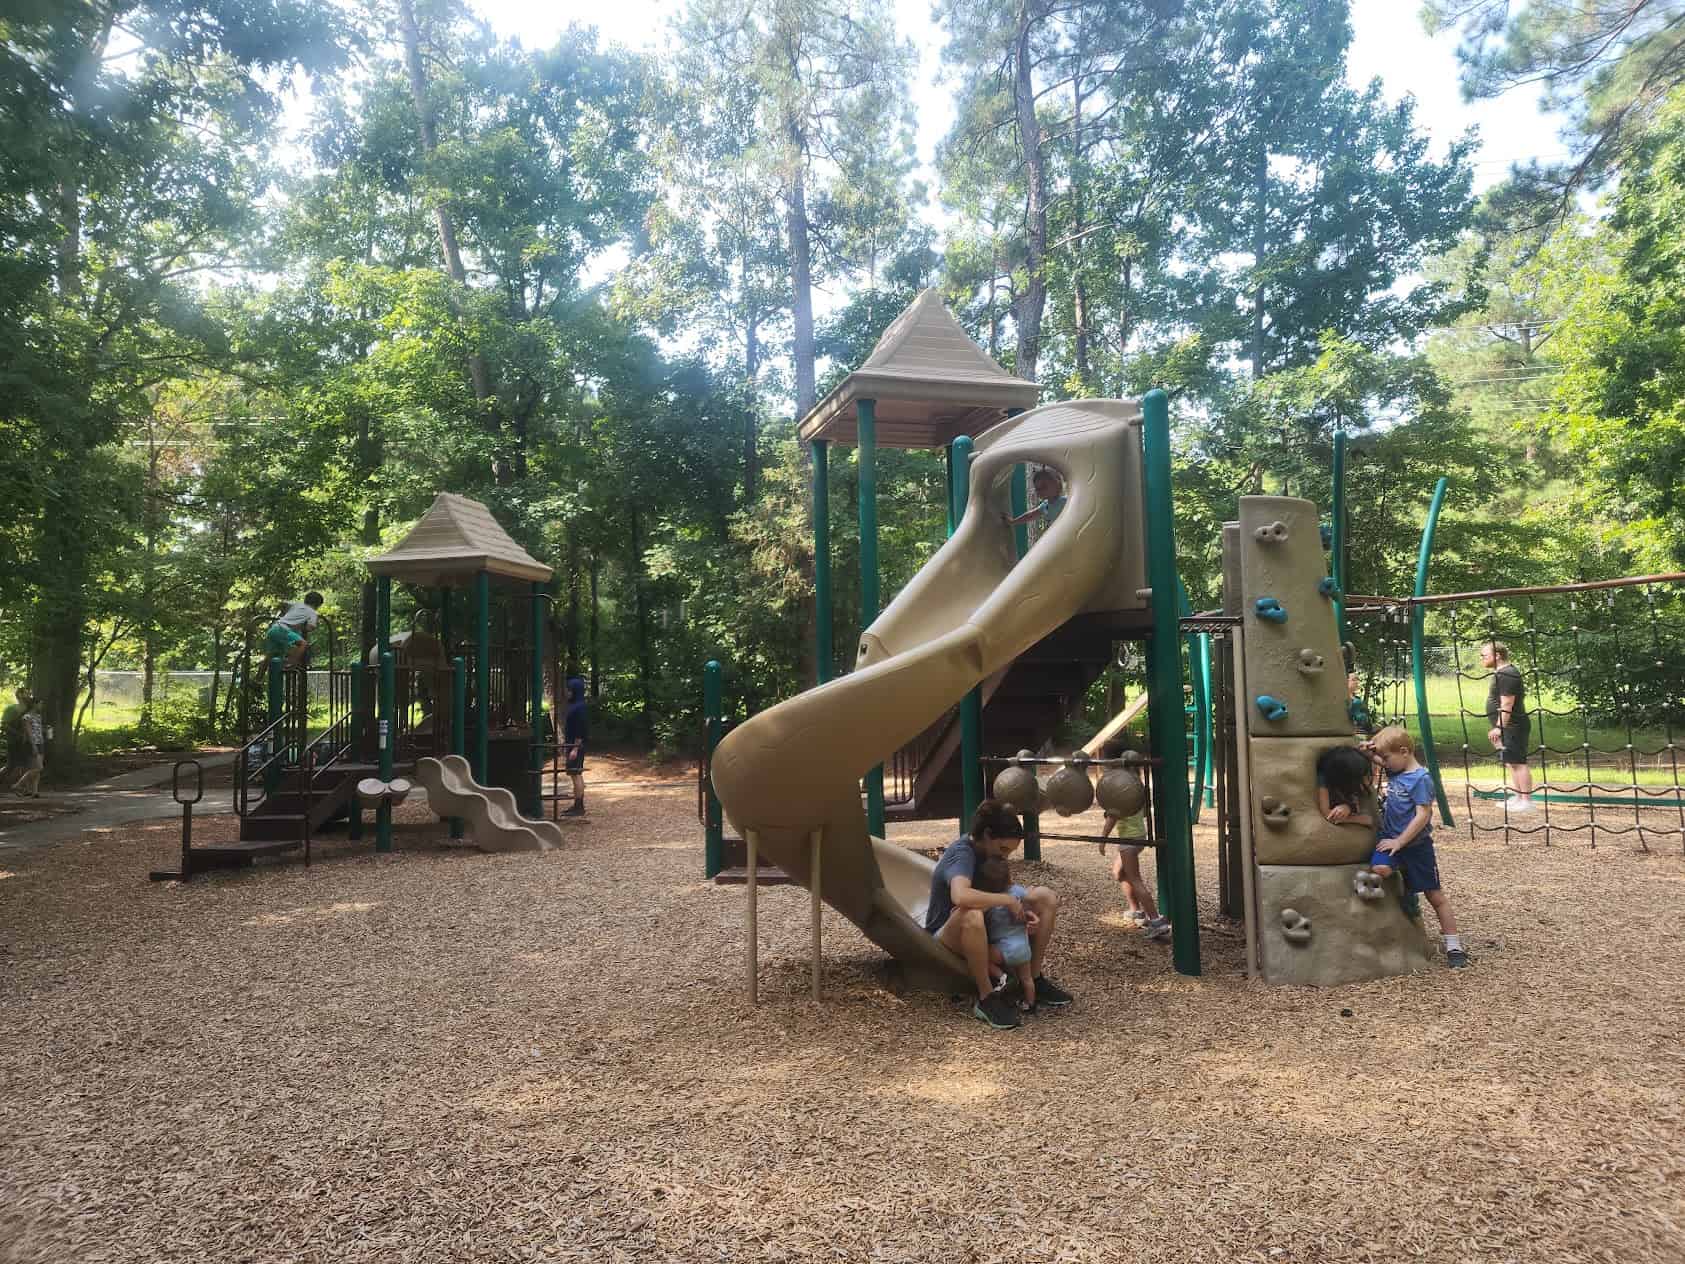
[1234,496,1429,985]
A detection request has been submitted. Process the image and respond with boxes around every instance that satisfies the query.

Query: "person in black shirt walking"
[1482,641,1534,812]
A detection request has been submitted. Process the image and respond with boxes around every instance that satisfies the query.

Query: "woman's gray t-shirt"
[924,836,979,933]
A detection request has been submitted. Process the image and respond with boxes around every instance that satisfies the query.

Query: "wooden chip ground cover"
[2,756,1682,1262]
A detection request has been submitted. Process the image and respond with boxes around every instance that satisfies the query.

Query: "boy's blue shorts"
[1371,837,1441,894]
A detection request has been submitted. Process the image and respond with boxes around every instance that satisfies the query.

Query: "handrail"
[234,709,294,818]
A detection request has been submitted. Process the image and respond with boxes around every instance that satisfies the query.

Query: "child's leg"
[15,766,40,796]
[1424,887,1459,936]
[1108,847,1143,915]
[1119,847,1159,920]
[1014,962,1036,1008]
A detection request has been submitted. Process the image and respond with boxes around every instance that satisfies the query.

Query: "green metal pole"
[347,663,364,840]
[450,655,465,839]
[1412,476,1455,827]
[943,444,956,536]
[474,571,490,784]
[814,439,833,684]
[1141,388,1200,977]
[377,649,394,853]
[1006,407,1029,560]
[1023,805,1041,863]
[1010,465,1029,560]
[528,581,544,818]
[858,398,885,837]
[265,655,283,796]
[704,659,724,877]
[950,435,984,828]
[1176,577,1210,825]
[1332,429,1349,643]
[1199,632,1215,808]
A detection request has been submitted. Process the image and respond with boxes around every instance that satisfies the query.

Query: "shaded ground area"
[2,764,1682,1263]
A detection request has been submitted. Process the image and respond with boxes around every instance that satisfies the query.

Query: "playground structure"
[702,288,1428,993]
[167,493,567,876]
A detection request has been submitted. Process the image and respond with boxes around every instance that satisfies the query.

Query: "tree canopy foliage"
[0,0,1676,761]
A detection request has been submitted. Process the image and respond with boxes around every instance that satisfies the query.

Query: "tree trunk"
[788,178,815,420]
[1251,142,1268,380]
[396,0,495,423]
[1071,66,1091,392]
[1012,2,1048,384]
[628,507,653,747]
[589,552,600,701]
[565,529,581,671]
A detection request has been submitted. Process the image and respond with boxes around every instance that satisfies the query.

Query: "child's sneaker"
[1446,947,1472,969]
[1123,909,1148,924]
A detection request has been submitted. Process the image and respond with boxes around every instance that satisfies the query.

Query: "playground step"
[712,865,797,886]
[190,838,303,859]
[238,813,310,842]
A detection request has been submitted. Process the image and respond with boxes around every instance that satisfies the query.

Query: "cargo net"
[1347,576,1685,851]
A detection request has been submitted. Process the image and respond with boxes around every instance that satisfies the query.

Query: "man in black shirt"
[1482,641,1534,812]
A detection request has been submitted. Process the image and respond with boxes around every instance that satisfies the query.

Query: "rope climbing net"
[1346,573,1685,852]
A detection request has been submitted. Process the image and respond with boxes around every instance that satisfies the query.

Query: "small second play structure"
[171,493,564,876]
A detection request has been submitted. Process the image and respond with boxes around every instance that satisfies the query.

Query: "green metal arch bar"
[1332,429,1348,643]
[1412,476,1455,826]
[1175,576,1212,824]
[950,435,984,830]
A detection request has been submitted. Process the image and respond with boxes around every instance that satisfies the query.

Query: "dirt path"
[0,753,238,853]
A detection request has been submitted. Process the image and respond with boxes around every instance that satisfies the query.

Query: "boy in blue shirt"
[561,676,588,816]
[1367,725,1468,968]
[1001,468,1066,537]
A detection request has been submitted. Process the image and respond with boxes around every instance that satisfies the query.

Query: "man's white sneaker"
[1506,799,1537,814]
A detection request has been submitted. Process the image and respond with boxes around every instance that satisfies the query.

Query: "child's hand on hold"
[1325,803,1351,824]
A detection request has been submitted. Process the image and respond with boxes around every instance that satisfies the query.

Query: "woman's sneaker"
[972,989,1022,1030]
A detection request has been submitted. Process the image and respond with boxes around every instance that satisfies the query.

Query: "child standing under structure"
[1095,738,1171,942]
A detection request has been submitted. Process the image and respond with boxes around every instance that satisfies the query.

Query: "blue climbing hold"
[1320,522,1333,549]
[1318,576,1340,599]
[1255,597,1287,623]
[1256,695,1289,721]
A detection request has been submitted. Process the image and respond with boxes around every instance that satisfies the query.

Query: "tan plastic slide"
[416,755,563,853]
[711,399,1144,992]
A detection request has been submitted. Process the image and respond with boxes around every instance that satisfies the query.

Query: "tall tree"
[1426,0,1685,207]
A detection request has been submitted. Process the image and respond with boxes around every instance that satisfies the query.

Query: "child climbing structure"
[1229,496,1429,985]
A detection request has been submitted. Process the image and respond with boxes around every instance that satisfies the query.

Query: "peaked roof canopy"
[796,288,1041,449]
[366,493,554,587]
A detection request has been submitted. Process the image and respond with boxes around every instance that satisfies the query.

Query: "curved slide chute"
[710,399,1145,991]
[416,755,563,853]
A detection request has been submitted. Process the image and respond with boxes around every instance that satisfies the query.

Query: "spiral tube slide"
[711,399,1145,992]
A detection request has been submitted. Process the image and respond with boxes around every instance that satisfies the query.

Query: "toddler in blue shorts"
[1366,725,1469,969]
[974,855,1035,1008]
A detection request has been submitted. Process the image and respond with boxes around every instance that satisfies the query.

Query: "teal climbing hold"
[1255,597,1287,623]
[1256,695,1289,721]
[1318,576,1340,599]
[1320,522,1333,549]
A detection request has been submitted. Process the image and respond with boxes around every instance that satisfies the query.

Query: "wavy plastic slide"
[416,755,563,853]
[711,399,1145,992]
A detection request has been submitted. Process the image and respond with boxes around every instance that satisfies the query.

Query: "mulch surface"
[0,799,82,829]
[2,755,1682,1263]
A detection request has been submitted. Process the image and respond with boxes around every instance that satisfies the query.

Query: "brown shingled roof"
[366,493,553,586]
[796,288,1040,449]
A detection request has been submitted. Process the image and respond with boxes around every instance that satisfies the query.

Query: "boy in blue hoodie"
[562,676,588,816]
